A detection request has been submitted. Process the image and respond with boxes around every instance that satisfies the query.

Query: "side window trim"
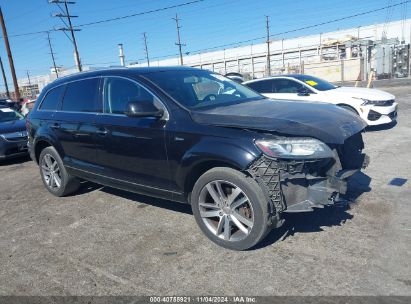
[101,75,169,118]
[271,79,281,93]
[268,80,274,93]
[56,84,67,111]
[301,82,315,94]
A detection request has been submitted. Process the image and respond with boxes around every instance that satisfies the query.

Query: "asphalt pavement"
[0,85,410,296]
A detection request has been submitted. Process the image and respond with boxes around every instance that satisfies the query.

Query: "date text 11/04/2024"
[149,296,257,303]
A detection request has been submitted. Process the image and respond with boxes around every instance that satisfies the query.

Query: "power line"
[75,0,205,28]
[187,0,411,55]
[0,30,49,39]
[0,0,206,40]
[2,0,408,42]
[271,0,408,39]
[50,0,82,72]
[2,0,410,76]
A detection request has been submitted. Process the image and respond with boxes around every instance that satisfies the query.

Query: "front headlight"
[255,138,334,159]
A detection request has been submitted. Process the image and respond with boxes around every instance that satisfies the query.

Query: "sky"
[0,0,408,86]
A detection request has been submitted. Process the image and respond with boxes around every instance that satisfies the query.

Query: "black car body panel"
[28,67,368,213]
[0,119,26,134]
[0,107,28,159]
[191,98,367,144]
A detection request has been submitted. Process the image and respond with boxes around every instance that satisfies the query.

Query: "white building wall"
[16,19,411,93]
[132,19,411,68]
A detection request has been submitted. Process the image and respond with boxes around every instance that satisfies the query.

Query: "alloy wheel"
[41,154,62,190]
[199,180,254,242]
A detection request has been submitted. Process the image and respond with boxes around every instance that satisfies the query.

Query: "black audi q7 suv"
[27,67,368,250]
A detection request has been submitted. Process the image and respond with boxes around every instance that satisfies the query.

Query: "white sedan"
[243,75,398,126]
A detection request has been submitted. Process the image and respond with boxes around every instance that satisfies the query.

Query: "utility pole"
[118,43,125,66]
[409,25,411,78]
[173,14,185,65]
[265,15,271,76]
[0,6,20,100]
[47,32,59,78]
[0,57,10,98]
[26,70,34,98]
[143,32,150,66]
[50,0,82,72]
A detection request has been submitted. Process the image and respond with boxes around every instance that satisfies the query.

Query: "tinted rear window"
[61,78,101,112]
[246,80,273,93]
[271,79,304,93]
[39,85,65,110]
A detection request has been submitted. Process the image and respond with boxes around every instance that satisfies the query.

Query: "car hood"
[0,119,26,134]
[326,86,395,101]
[190,98,367,144]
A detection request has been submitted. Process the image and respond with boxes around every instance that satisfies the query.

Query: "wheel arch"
[176,139,259,200]
[33,135,62,164]
[183,159,242,203]
[337,103,359,115]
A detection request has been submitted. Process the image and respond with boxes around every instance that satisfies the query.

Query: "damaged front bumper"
[247,142,369,213]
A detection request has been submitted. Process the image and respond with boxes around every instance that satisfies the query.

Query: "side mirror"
[297,87,310,96]
[125,101,164,118]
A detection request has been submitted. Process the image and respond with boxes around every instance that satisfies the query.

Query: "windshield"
[293,75,337,91]
[143,69,264,110]
[0,107,24,123]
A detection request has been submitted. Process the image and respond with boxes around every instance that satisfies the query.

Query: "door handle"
[50,123,60,129]
[96,128,108,136]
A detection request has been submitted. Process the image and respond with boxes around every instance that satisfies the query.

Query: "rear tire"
[191,167,271,250]
[39,146,80,197]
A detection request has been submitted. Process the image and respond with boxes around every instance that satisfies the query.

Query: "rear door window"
[272,79,305,93]
[246,80,273,93]
[61,78,101,112]
[39,85,65,111]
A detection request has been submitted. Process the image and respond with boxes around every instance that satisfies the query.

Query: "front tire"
[191,167,271,250]
[39,146,80,197]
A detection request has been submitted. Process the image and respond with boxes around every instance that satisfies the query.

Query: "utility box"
[392,44,409,78]
[375,44,393,79]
